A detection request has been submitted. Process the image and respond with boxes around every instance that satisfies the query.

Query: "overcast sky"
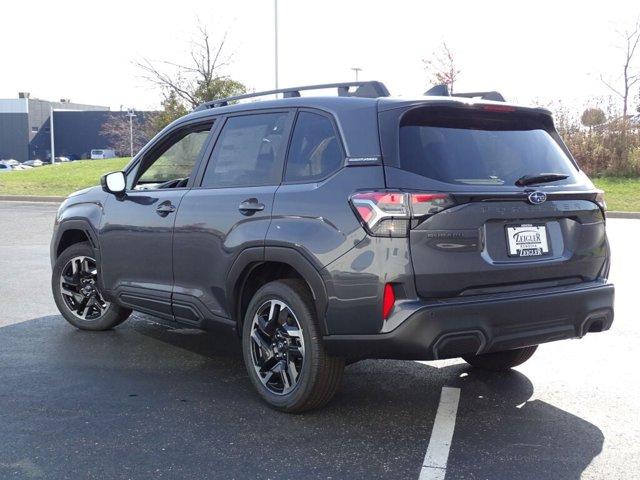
[0,0,638,112]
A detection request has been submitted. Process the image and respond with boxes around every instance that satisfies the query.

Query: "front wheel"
[462,345,538,371]
[52,242,131,331]
[242,279,344,413]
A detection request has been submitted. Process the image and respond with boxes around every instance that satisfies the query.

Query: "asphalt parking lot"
[0,201,638,480]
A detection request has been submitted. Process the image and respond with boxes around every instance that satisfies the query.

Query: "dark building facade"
[0,94,109,162]
[0,93,157,162]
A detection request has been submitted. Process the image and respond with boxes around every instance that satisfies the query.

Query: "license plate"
[505,224,549,257]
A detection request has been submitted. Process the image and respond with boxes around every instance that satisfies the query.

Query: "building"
[0,93,157,162]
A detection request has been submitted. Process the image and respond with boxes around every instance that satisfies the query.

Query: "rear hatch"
[379,102,607,299]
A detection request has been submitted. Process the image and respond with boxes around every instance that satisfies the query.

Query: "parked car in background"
[23,159,43,167]
[43,157,70,164]
[11,164,32,170]
[91,149,116,160]
[1,159,20,167]
[0,163,12,173]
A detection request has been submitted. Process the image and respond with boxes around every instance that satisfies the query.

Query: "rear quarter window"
[398,108,578,187]
[284,111,343,183]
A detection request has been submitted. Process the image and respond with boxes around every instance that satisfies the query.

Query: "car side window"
[284,111,343,183]
[133,123,213,190]
[201,112,289,188]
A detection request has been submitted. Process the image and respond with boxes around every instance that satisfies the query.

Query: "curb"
[0,195,65,203]
[607,211,640,219]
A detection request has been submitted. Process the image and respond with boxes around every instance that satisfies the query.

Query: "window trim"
[281,108,346,185]
[193,108,295,190]
[124,118,217,192]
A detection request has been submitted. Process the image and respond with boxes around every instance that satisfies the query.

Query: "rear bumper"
[323,281,614,360]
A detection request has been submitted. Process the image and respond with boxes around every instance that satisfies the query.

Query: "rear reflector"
[350,191,455,237]
[382,283,395,320]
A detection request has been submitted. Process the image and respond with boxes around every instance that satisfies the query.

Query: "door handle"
[156,202,176,216]
[238,198,265,215]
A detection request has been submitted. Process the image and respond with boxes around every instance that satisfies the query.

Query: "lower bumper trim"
[323,282,614,361]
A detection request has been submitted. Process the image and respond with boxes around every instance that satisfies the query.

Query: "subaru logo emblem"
[528,191,547,205]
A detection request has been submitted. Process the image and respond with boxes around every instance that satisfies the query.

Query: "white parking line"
[419,386,461,480]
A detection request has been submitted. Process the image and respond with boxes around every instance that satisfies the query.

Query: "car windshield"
[399,108,578,186]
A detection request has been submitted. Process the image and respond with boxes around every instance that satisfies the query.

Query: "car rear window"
[398,108,578,186]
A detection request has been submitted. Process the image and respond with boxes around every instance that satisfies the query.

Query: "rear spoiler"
[424,84,506,102]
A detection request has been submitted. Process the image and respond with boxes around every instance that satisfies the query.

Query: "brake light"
[382,283,395,320]
[350,191,455,237]
[480,104,517,113]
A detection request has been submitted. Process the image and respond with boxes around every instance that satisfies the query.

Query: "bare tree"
[135,24,246,110]
[100,112,158,157]
[423,42,461,93]
[600,19,640,118]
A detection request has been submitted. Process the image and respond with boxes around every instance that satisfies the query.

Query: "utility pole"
[49,104,55,164]
[127,108,137,158]
[351,67,362,82]
[274,0,279,92]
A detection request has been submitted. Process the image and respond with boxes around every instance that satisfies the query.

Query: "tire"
[462,345,538,371]
[242,279,345,413]
[52,242,131,331]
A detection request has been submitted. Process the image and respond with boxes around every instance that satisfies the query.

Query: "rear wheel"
[462,345,538,371]
[52,242,131,331]
[242,279,344,412]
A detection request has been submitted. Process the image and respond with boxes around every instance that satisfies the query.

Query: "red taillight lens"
[382,283,395,320]
[480,104,517,113]
[350,191,455,237]
[410,193,455,217]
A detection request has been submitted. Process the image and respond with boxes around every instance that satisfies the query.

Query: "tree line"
[104,19,640,176]
[423,19,640,177]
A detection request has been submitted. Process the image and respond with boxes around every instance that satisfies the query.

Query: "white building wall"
[0,98,28,113]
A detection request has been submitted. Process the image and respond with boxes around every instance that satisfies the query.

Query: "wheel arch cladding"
[56,228,91,257]
[53,220,100,260]
[227,247,330,335]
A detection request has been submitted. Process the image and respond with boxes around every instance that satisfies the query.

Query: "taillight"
[382,283,395,320]
[410,193,454,216]
[350,191,455,237]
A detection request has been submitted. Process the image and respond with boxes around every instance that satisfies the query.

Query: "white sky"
[0,0,638,112]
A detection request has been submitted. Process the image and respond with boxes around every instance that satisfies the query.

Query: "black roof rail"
[424,84,506,102]
[194,81,391,111]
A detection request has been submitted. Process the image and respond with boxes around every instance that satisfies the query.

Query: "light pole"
[127,108,137,158]
[49,104,56,164]
[351,67,362,82]
[274,0,279,92]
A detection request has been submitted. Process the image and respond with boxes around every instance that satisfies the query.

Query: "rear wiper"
[515,173,569,187]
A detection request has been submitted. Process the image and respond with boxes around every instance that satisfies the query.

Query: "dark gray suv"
[50,81,614,412]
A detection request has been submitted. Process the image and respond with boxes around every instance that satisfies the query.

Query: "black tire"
[241,279,344,413]
[462,345,538,371]
[52,242,131,331]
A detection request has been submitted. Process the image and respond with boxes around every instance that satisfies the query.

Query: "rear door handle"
[156,202,176,216]
[238,198,265,215]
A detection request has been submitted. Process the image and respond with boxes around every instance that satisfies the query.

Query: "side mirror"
[101,171,127,195]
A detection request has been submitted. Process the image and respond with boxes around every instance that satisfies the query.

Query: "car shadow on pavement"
[445,368,603,479]
[0,314,603,480]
